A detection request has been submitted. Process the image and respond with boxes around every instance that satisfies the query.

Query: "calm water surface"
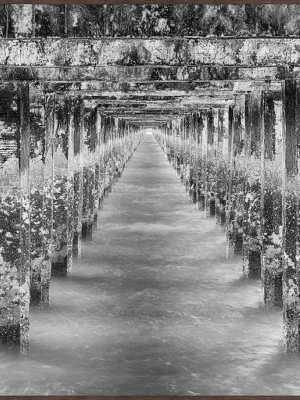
[0,134,298,395]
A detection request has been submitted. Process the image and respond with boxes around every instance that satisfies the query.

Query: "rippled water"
[0,134,298,395]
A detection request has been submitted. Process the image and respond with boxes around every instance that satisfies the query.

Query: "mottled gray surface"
[1,134,291,395]
[2,5,300,38]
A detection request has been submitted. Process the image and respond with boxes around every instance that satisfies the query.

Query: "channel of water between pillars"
[0,133,297,395]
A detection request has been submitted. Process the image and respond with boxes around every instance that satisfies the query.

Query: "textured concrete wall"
[1,38,300,67]
[2,5,300,38]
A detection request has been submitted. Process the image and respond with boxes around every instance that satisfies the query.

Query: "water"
[0,134,298,395]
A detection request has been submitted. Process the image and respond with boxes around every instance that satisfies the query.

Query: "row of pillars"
[0,82,144,354]
[154,80,300,354]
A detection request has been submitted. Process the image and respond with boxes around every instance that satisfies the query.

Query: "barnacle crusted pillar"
[225,105,235,258]
[225,95,246,259]
[29,85,53,307]
[103,116,112,198]
[188,113,198,205]
[195,112,204,210]
[205,108,217,218]
[199,112,208,213]
[0,82,30,354]
[242,91,263,277]
[98,112,105,210]
[93,107,101,229]
[282,79,300,354]
[81,108,97,241]
[261,91,283,309]
[72,97,84,259]
[51,95,75,276]
[215,108,229,226]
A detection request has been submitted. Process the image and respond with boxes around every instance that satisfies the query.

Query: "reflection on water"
[0,134,296,395]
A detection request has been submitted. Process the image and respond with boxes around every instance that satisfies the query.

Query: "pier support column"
[0,83,30,354]
[215,108,229,226]
[206,108,219,218]
[82,108,97,241]
[189,113,198,205]
[242,92,263,277]
[72,97,84,259]
[194,113,202,210]
[225,105,235,258]
[98,112,105,210]
[51,95,74,276]
[282,79,300,354]
[200,113,208,214]
[261,91,283,309]
[29,85,53,307]
[93,108,101,229]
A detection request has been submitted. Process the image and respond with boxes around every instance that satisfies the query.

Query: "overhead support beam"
[2,38,300,67]
[0,65,289,82]
[42,80,282,96]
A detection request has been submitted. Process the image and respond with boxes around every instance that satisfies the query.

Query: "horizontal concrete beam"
[4,4,300,37]
[0,65,290,82]
[42,80,282,94]
[3,5,300,40]
[1,38,300,67]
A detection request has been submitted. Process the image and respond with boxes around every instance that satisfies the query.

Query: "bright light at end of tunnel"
[145,129,153,135]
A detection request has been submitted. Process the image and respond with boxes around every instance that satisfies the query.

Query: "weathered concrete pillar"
[195,112,203,210]
[200,112,208,215]
[18,83,31,354]
[215,108,229,226]
[29,85,53,308]
[242,92,263,277]
[189,113,198,204]
[225,105,236,258]
[98,112,105,210]
[282,79,300,354]
[72,97,84,259]
[172,120,178,174]
[103,116,112,197]
[0,83,30,354]
[205,108,218,218]
[181,117,187,186]
[51,95,74,276]
[93,108,101,228]
[229,99,246,255]
[82,108,97,241]
[261,91,283,309]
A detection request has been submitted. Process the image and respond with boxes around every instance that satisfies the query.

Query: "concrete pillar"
[82,108,97,241]
[181,116,187,186]
[225,105,236,258]
[189,113,198,205]
[51,94,74,276]
[195,112,201,208]
[72,97,84,259]
[282,79,300,354]
[205,108,218,218]
[29,85,53,308]
[201,113,208,215]
[0,82,30,354]
[215,108,229,226]
[103,116,112,197]
[93,108,101,228]
[242,91,263,277]
[229,99,246,255]
[98,112,105,210]
[261,91,283,309]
